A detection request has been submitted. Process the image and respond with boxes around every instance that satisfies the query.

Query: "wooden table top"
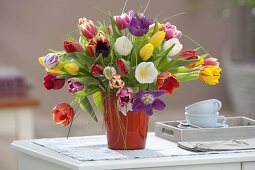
[0,97,40,108]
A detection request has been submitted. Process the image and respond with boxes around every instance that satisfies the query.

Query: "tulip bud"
[90,64,104,77]
[78,17,97,39]
[149,31,166,48]
[64,40,84,53]
[43,53,60,69]
[64,63,80,75]
[139,43,154,61]
[43,73,65,90]
[116,58,129,76]
[203,57,220,66]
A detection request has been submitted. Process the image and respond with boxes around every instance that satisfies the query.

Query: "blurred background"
[0,0,254,169]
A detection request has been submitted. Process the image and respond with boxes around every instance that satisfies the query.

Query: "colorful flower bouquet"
[39,9,221,149]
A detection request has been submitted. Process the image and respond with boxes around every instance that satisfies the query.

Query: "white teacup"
[185,99,222,115]
[185,112,226,128]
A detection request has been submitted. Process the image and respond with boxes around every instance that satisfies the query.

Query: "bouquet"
[39,9,221,137]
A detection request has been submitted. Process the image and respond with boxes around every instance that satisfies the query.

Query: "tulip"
[135,62,158,84]
[128,14,154,36]
[109,74,125,89]
[116,58,129,76]
[149,31,166,48]
[176,50,203,68]
[163,38,183,57]
[103,66,117,79]
[86,40,96,56]
[87,32,110,58]
[116,87,133,115]
[43,73,65,90]
[139,43,154,61]
[52,103,74,126]
[67,79,84,94]
[64,63,80,75]
[163,22,182,40]
[90,64,104,77]
[64,40,84,53]
[199,66,221,85]
[114,10,133,30]
[42,53,60,69]
[156,72,180,94]
[78,17,97,39]
[148,23,164,33]
[203,57,220,66]
[114,36,133,56]
[132,90,166,116]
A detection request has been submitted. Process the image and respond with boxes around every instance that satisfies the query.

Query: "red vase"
[103,93,149,150]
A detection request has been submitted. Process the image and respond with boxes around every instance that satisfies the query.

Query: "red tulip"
[90,64,104,77]
[43,73,65,90]
[116,58,129,77]
[52,103,74,126]
[64,40,84,53]
[176,50,203,68]
[156,72,180,94]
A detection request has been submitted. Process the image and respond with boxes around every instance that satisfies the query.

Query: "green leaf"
[109,14,121,40]
[66,34,76,42]
[159,58,199,72]
[48,49,66,55]
[79,35,87,45]
[200,53,209,58]
[153,44,175,63]
[92,92,104,114]
[151,19,158,36]
[79,97,98,122]
[56,74,72,80]
[176,73,199,82]
[73,77,100,86]
[75,52,94,66]
[75,85,100,97]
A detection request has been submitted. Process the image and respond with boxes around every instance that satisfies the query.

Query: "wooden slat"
[0,97,39,108]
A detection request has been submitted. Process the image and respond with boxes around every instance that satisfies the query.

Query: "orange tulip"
[52,103,74,126]
[156,72,180,94]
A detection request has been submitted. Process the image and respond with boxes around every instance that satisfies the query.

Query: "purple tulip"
[132,90,166,116]
[67,79,84,94]
[43,53,59,69]
[128,14,154,36]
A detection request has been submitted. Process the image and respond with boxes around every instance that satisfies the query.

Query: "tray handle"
[162,128,174,137]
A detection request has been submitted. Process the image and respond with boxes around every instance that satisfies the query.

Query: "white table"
[0,97,39,139]
[11,134,255,170]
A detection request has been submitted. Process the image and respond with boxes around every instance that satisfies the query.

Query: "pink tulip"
[116,87,133,108]
[114,10,133,30]
[203,58,220,66]
[163,22,182,40]
[116,58,129,77]
[90,64,104,77]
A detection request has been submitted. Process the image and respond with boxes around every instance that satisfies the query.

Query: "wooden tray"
[155,117,255,142]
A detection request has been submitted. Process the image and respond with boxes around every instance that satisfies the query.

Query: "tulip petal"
[152,99,166,111]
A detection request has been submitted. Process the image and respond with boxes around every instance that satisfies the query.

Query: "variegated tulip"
[78,17,97,39]
[109,74,125,89]
[203,57,220,66]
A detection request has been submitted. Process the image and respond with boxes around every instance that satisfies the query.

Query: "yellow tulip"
[139,43,154,61]
[199,66,222,85]
[64,63,80,75]
[149,31,166,48]
[38,57,44,66]
[149,24,164,33]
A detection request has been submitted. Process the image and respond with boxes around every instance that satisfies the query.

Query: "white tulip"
[163,38,183,57]
[103,66,117,80]
[114,36,133,56]
[135,62,158,84]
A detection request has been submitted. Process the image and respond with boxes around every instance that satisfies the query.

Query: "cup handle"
[217,116,226,125]
[214,100,222,111]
